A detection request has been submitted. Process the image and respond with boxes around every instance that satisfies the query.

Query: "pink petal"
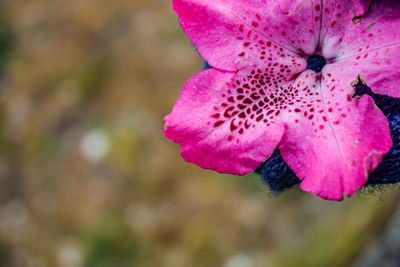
[353,0,373,16]
[279,0,304,15]
[321,0,400,97]
[172,0,319,71]
[164,68,286,175]
[278,67,392,201]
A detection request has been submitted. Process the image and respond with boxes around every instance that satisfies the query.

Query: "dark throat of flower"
[307,54,326,73]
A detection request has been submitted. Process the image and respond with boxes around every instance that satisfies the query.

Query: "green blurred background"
[0,0,398,266]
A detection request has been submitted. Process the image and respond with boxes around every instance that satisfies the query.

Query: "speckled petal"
[278,67,392,200]
[164,68,286,175]
[321,0,400,97]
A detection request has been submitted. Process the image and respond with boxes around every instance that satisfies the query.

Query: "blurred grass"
[74,57,110,100]
[81,216,143,267]
[0,14,14,76]
[272,196,396,267]
[0,1,397,267]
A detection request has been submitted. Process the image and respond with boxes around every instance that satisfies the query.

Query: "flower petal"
[352,0,373,16]
[366,94,400,185]
[172,0,319,71]
[321,0,400,97]
[164,68,286,175]
[278,0,304,15]
[278,66,392,201]
[257,85,400,194]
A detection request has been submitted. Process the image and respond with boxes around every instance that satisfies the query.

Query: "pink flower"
[163,0,400,200]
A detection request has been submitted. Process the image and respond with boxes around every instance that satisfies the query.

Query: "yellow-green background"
[0,1,398,266]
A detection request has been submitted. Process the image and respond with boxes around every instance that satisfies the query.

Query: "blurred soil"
[0,0,397,266]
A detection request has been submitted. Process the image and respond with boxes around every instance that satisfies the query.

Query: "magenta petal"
[352,0,373,16]
[278,0,303,14]
[278,67,392,201]
[281,95,391,201]
[173,0,318,71]
[321,0,400,97]
[330,51,400,98]
[164,69,285,175]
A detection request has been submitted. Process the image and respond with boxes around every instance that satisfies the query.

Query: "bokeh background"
[0,0,399,266]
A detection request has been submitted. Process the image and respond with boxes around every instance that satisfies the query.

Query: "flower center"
[307,55,326,73]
